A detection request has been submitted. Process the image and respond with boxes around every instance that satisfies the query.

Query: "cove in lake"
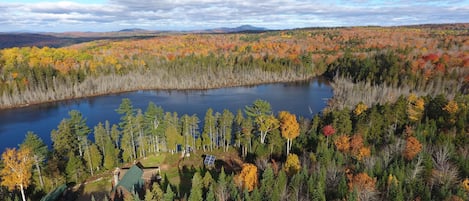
[0,79,332,151]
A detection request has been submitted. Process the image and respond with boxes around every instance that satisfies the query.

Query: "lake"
[0,79,332,151]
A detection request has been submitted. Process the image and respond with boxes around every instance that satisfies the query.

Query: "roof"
[114,165,144,193]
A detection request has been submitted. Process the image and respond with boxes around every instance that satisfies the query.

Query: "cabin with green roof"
[110,162,160,201]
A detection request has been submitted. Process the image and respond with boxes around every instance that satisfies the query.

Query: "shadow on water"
[0,79,332,152]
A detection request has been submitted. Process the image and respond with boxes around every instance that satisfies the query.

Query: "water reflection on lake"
[0,79,332,150]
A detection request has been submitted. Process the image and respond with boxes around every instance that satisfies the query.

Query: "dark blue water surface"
[0,79,332,151]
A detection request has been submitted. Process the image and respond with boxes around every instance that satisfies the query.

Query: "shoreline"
[0,76,327,111]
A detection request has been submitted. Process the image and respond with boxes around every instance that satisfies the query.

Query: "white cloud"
[0,0,468,32]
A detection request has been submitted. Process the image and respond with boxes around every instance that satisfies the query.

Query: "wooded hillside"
[1,24,468,109]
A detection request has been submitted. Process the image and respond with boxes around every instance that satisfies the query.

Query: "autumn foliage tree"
[347,172,377,201]
[353,102,368,116]
[1,148,34,201]
[350,134,370,160]
[322,124,335,146]
[403,136,422,160]
[235,163,258,192]
[279,111,300,155]
[334,134,351,153]
[284,153,301,176]
[407,94,425,122]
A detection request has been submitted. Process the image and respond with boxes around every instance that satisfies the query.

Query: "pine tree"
[145,182,164,201]
[163,185,175,201]
[144,102,165,153]
[203,171,214,189]
[68,110,91,158]
[202,108,216,151]
[216,168,229,201]
[19,131,48,189]
[103,139,118,170]
[219,109,234,152]
[260,165,274,200]
[206,184,216,201]
[65,152,87,183]
[188,172,203,201]
[116,98,137,161]
[51,119,78,158]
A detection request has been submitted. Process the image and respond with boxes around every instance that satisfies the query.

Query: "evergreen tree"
[65,153,86,183]
[51,120,78,158]
[272,170,287,201]
[144,182,164,201]
[188,172,203,201]
[68,110,91,158]
[202,108,216,151]
[83,143,103,174]
[116,98,137,161]
[93,123,108,158]
[163,185,175,201]
[203,171,214,189]
[219,109,234,152]
[103,139,118,170]
[216,168,229,201]
[144,102,165,153]
[260,165,274,201]
[206,184,216,201]
[164,112,181,153]
[20,131,48,188]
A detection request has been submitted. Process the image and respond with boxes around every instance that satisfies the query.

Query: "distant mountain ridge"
[202,25,268,33]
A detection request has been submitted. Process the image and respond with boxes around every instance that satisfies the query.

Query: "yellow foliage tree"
[353,102,368,116]
[403,136,422,160]
[443,100,459,114]
[235,163,258,192]
[443,100,459,124]
[284,153,301,176]
[279,111,300,155]
[462,178,469,192]
[256,114,280,144]
[1,148,34,201]
[407,94,425,122]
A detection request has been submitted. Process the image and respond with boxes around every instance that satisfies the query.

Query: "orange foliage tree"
[350,134,370,160]
[403,136,422,160]
[334,134,350,153]
[1,148,34,201]
[235,163,258,192]
[279,111,300,155]
[348,172,377,200]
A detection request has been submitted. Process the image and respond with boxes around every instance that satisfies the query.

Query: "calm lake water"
[0,79,332,151]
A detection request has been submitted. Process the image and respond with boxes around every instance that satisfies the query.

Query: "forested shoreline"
[2,94,469,201]
[1,25,469,201]
[1,26,468,109]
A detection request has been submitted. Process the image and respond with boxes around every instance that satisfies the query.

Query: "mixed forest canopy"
[0,24,469,201]
[0,24,468,109]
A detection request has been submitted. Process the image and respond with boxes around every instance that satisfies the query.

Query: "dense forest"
[1,24,469,201]
[1,25,468,109]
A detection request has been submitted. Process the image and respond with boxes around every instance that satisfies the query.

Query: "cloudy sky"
[1,0,468,32]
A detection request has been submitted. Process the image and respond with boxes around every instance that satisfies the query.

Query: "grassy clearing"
[74,149,242,200]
